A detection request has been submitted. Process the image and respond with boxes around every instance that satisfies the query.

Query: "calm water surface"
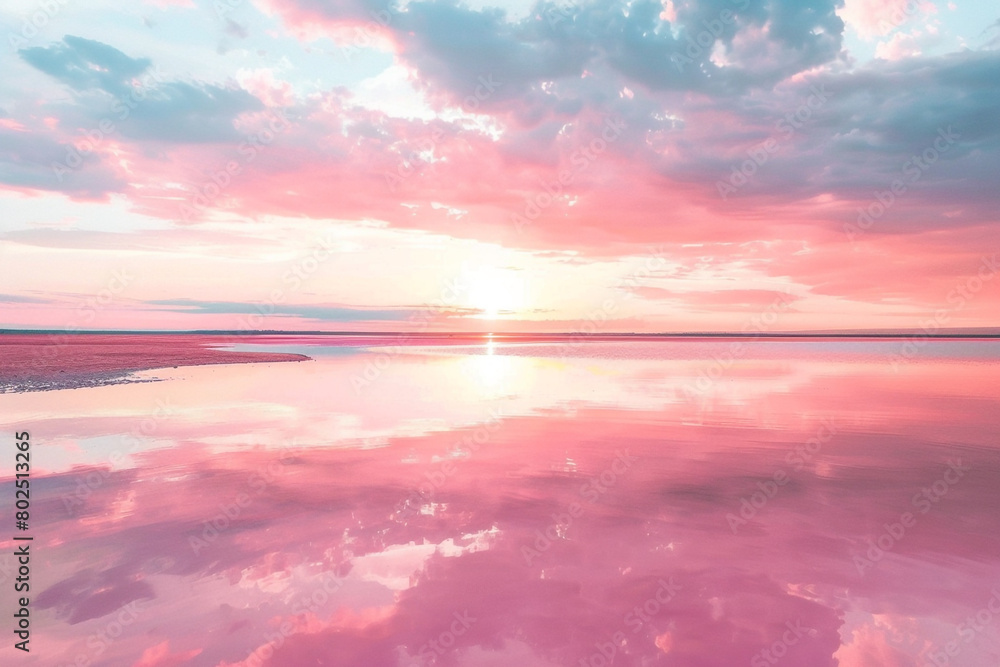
[1,338,998,667]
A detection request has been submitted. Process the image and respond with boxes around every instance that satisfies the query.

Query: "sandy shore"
[0,333,310,393]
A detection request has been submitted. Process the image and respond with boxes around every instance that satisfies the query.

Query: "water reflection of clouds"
[0,341,998,666]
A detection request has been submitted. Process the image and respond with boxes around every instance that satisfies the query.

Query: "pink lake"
[0,336,998,667]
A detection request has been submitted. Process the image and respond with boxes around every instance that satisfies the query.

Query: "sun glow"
[466,265,527,318]
[460,334,516,397]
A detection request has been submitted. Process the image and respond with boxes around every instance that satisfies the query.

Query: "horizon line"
[2,329,999,339]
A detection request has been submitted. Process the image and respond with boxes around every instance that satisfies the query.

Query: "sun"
[466,265,527,319]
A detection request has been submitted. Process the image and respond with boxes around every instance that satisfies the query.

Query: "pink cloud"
[840,0,937,39]
[131,641,202,666]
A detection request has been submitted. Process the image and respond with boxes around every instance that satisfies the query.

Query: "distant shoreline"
[2,330,999,339]
[0,333,309,394]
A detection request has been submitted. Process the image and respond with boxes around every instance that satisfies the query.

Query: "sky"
[0,0,998,333]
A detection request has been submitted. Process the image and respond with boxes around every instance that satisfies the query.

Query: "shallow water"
[1,338,998,666]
